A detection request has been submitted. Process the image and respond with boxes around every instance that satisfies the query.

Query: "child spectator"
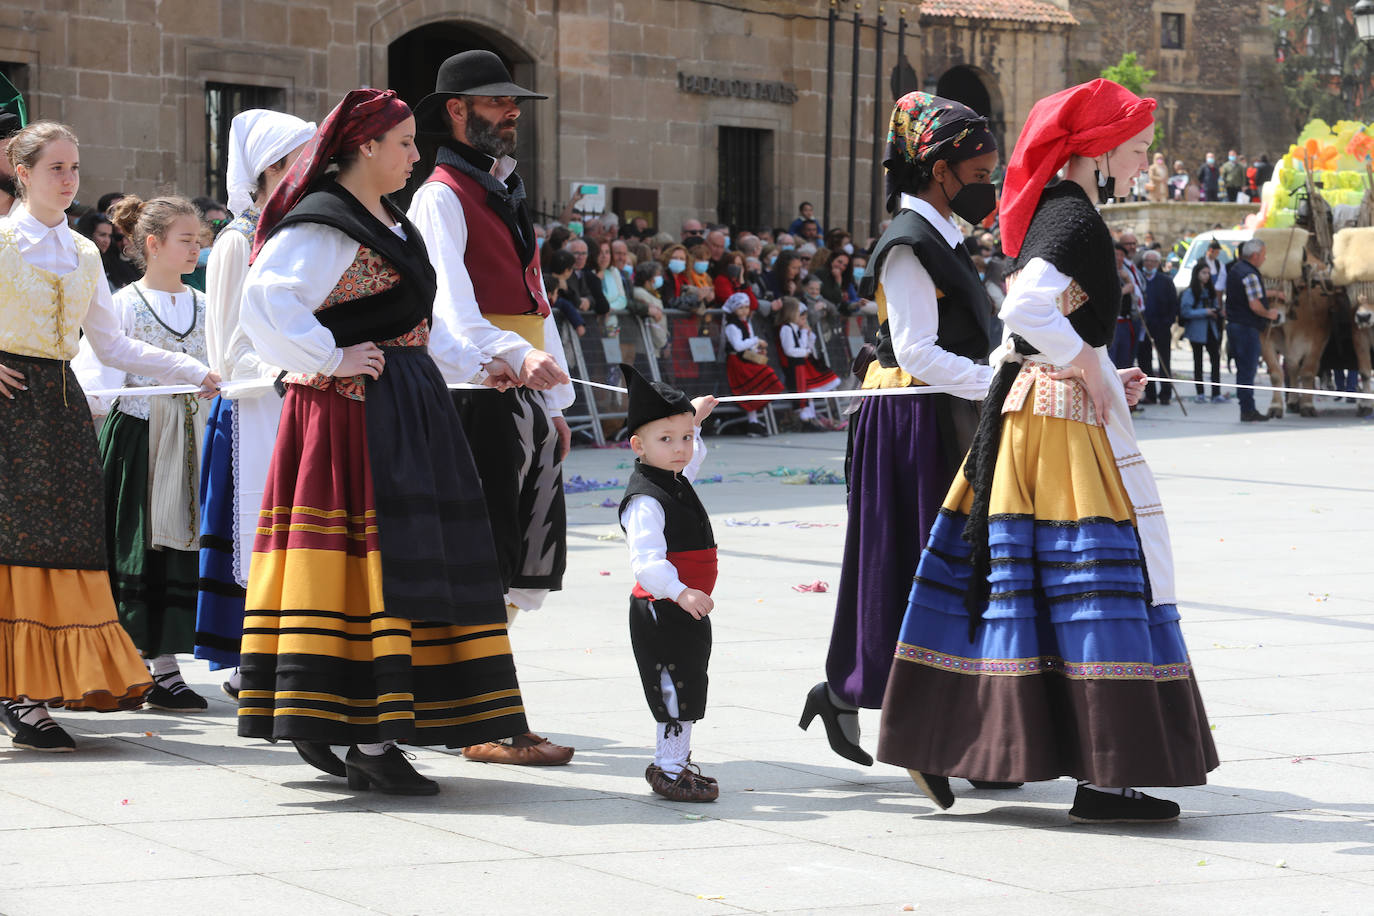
[616,364,720,802]
[722,292,783,436]
[774,296,840,431]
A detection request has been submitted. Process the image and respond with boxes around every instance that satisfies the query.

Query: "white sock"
[148,654,180,677]
[655,720,694,777]
[1078,780,1142,799]
[746,410,759,423]
[225,670,243,691]
[356,741,394,756]
[6,698,55,728]
[799,405,816,420]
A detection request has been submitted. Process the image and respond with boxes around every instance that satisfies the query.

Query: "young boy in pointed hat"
[616,364,721,802]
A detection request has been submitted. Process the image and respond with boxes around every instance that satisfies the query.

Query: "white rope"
[79,374,1374,404]
[1141,376,1374,403]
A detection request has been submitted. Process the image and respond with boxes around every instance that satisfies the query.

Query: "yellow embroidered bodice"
[0,224,103,360]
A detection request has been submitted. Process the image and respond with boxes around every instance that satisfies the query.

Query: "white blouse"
[778,322,815,359]
[241,221,486,384]
[724,322,761,353]
[882,194,995,399]
[619,431,707,602]
[205,224,277,389]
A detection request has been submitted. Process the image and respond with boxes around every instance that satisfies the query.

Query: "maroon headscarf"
[999,79,1156,258]
[250,88,412,261]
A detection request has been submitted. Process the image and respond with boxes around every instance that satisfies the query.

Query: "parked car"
[1172,229,1252,296]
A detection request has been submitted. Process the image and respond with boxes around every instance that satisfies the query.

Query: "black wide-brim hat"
[414,50,547,132]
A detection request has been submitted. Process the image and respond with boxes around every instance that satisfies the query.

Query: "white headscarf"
[225,109,317,217]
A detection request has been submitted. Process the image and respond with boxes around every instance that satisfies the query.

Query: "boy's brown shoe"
[645,763,719,802]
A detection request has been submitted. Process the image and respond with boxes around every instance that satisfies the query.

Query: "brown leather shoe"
[461,732,574,766]
[645,763,719,802]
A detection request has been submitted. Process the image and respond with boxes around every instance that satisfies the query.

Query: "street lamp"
[1356,0,1374,46]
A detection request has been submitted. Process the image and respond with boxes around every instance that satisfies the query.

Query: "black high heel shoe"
[293,740,346,777]
[799,682,873,766]
[344,745,439,796]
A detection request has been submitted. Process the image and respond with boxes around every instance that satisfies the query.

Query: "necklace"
[132,282,197,340]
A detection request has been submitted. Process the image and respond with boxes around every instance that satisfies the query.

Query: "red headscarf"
[999,79,1156,258]
[251,88,412,260]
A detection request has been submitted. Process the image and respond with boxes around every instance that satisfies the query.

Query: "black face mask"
[726,264,743,280]
[943,171,997,225]
[1095,166,1116,205]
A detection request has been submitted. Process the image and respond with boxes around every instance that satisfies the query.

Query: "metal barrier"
[554,299,883,441]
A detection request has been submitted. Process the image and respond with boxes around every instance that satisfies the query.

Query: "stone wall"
[1101,200,1259,250]
[1066,0,1290,168]
[0,0,1067,238]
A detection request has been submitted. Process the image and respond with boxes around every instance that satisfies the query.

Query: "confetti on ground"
[696,895,724,900]
[1291,756,1316,764]
[143,730,157,737]
[724,517,768,527]
[596,531,623,541]
[776,520,840,528]
[682,813,706,820]
[792,580,830,593]
[1196,859,1208,866]
[1275,859,1288,868]
[598,570,611,576]
[563,475,621,494]
[738,465,845,485]
[599,498,618,508]
[120,799,129,806]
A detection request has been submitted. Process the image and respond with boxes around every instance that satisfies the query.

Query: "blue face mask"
[781,244,795,251]
[724,235,731,249]
[1143,267,1157,280]
[535,237,545,249]
[652,274,665,290]
[851,266,866,281]
[668,258,686,274]
[196,247,210,268]
[693,260,710,274]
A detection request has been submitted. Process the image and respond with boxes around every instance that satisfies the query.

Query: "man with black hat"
[407,50,575,766]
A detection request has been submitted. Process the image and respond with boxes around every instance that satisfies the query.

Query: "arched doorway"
[934,65,1005,155]
[387,22,540,208]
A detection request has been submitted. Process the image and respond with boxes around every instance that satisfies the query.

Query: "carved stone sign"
[676,72,798,105]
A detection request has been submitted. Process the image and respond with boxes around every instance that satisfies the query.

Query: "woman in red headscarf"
[877,80,1217,823]
[236,90,527,795]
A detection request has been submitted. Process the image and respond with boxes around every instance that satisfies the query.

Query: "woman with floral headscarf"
[877,80,1217,822]
[801,92,1001,770]
[237,89,527,795]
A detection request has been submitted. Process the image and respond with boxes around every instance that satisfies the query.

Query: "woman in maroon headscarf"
[236,90,527,795]
[877,80,1217,822]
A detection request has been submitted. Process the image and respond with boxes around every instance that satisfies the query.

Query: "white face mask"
[842,243,854,255]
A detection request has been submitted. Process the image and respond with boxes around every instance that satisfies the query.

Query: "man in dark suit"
[1138,248,1180,405]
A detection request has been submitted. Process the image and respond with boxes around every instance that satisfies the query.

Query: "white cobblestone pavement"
[2,388,1373,915]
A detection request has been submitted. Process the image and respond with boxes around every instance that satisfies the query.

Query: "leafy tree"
[1100,53,1165,150]
[1273,0,1374,128]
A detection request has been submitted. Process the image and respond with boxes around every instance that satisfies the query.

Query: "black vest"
[618,461,716,552]
[864,207,992,369]
[269,180,438,347]
[1225,257,1267,329]
[1011,181,1119,350]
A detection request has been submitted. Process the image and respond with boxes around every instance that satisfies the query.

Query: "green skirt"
[98,409,198,657]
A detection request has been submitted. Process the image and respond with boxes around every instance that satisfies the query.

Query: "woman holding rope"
[237,89,527,794]
[0,122,218,751]
[876,80,1217,822]
[801,93,1001,769]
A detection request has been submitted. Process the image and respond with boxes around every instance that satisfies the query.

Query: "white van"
[1172,229,1252,297]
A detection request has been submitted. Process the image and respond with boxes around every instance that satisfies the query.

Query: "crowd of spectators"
[1136,149,1273,203]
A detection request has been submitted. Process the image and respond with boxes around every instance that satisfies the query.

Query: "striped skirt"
[877,394,1218,788]
[725,353,784,412]
[238,351,527,747]
[194,395,245,669]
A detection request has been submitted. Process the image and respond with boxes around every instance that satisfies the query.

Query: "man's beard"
[466,105,517,159]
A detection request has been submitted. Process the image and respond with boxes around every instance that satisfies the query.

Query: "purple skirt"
[825,393,954,709]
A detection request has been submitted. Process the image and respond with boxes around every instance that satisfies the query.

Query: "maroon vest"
[425,163,550,317]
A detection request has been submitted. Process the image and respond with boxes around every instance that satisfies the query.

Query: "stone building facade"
[0,0,1081,241]
[1065,0,1291,168]
[0,0,1288,237]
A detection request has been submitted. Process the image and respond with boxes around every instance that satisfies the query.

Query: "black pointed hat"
[414,50,547,133]
[620,363,693,435]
